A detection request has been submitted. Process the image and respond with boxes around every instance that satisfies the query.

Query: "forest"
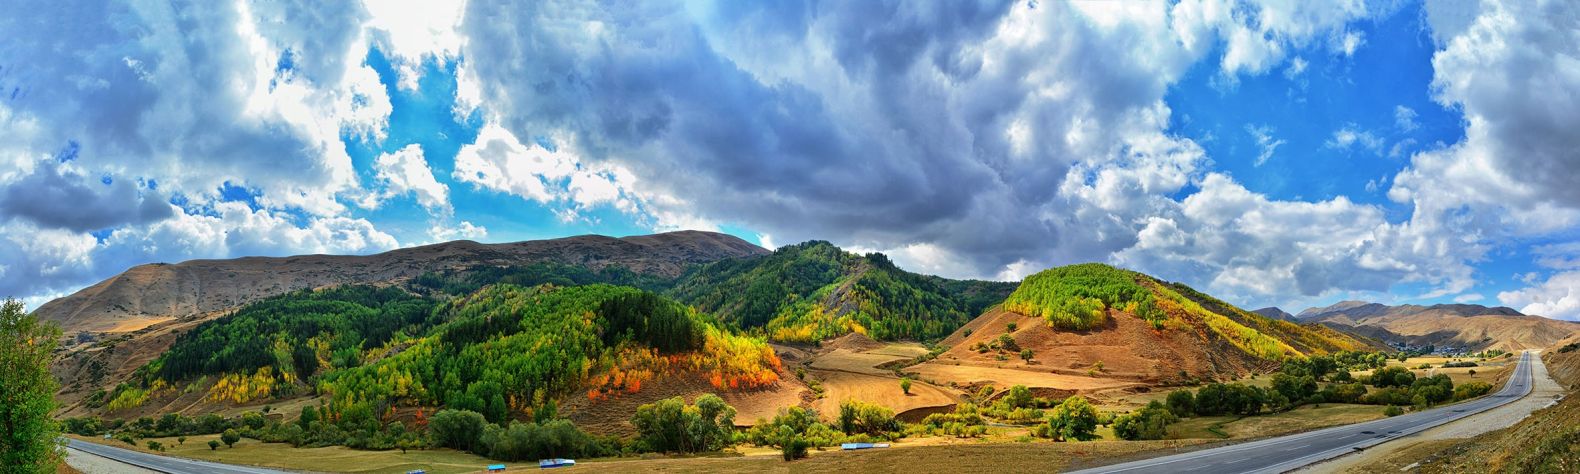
[668,241,1015,342]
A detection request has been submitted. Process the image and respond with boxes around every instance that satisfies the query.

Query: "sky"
[1,0,1578,319]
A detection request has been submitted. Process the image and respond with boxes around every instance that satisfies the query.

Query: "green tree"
[208,440,221,450]
[1040,396,1099,441]
[1113,401,1178,440]
[0,298,62,473]
[221,429,241,448]
[176,436,187,446]
[631,395,736,453]
[298,405,319,430]
[837,400,900,437]
[900,378,912,395]
[1164,390,1195,418]
[429,409,488,452]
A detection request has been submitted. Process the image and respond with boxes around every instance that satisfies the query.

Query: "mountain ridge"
[35,230,768,334]
[1297,301,1575,352]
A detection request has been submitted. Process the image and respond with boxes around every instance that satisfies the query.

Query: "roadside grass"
[71,434,495,474]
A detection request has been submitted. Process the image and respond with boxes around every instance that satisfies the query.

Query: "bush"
[146,441,164,452]
[1322,383,1368,404]
[1038,396,1099,441]
[900,378,912,395]
[1193,383,1266,416]
[1455,382,1493,401]
[478,419,608,461]
[1370,366,1416,388]
[918,404,987,437]
[1161,391,1193,419]
[837,400,900,437]
[746,407,842,460]
[208,440,221,450]
[429,409,488,452]
[1003,385,1035,409]
[221,429,241,448]
[632,395,736,453]
[1020,349,1034,361]
[1383,406,1404,417]
[1112,401,1178,441]
[1443,361,1478,368]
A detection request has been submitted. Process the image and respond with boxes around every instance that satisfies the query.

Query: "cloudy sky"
[2,0,1578,318]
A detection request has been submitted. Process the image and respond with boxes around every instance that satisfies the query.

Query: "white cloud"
[1499,271,1580,320]
[452,123,642,220]
[1326,124,1385,153]
[1283,56,1309,79]
[367,144,450,213]
[1453,293,1483,303]
[429,220,488,242]
[362,0,468,89]
[1245,124,1287,166]
[1394,105,1419,131]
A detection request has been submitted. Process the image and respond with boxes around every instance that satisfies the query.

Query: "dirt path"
[1298,352,1565,473]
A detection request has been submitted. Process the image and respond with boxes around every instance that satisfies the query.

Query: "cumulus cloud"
[451,123,641,221]
[1394,105,1419,131]
[366,144,450,213]
[1391,0,1580,240]
[1499,271,1580,320]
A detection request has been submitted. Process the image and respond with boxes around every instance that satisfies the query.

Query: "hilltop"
[666,241,1016,342]
[918,264,1386,387]
[1299,301,1578,352]
[36,231,767,334]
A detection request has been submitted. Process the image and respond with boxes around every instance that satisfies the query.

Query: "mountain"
[1298,301,1578,352]
[36,231,767,334]
[1252,307,1297,322]
[666,241,1017,342]
[924,264,1388,384]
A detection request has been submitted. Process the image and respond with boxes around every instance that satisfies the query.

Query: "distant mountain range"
[1293,300,1578,352]
[1252,307,1298,322]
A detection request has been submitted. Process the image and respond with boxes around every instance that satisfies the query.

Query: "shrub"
[1384,405,1404,417]
[837,400,900,437]
[221,429,241,448]
[146,441,164,452]
[746,407,841,460]
[429,409,488,452]
[1004,385,1035,409]
[1370,366,1416,388]
[1037,396,1099,441]
[1165,390,1195,418]
[208,440,221,450]
[900,378,912,395]
[1112,401,1178,441]
[1020,349,1034,361]
[632,395,736,453]
[478,419,607,461]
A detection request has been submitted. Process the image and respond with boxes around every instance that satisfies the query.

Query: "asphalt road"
[65,438,292,474]
[1070,351,1536,474]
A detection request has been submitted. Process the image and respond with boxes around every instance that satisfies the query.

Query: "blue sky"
[2,0,1579,319]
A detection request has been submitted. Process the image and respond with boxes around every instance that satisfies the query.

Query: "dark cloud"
[0,160,173,232]
[458,0,1186,277]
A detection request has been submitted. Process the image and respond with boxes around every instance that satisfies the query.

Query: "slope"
[666,241,1016,342]
[1299,301,1579,352]
[36,230,767,334]
[84,283,788,434]
[921,263,1385,387]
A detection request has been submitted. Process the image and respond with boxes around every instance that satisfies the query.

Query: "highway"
[65,438,291,474]
[1070,351,1536,474]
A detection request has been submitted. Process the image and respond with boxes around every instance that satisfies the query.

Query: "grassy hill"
[932,263,1387,383]
[97,283,781,425]
[666,241,1016,343]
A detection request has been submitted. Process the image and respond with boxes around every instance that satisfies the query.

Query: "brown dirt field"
[563,370,810,434]
[808,369,958,419]
[821,332,887,353]
[808,349,910,375]
[933,307,1268,386]
[906,363,1141,394]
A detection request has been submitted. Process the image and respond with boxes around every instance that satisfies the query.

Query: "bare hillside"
[35,231,767,334]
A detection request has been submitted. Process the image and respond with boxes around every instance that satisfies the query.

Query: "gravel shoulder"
[64,446,161,474]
